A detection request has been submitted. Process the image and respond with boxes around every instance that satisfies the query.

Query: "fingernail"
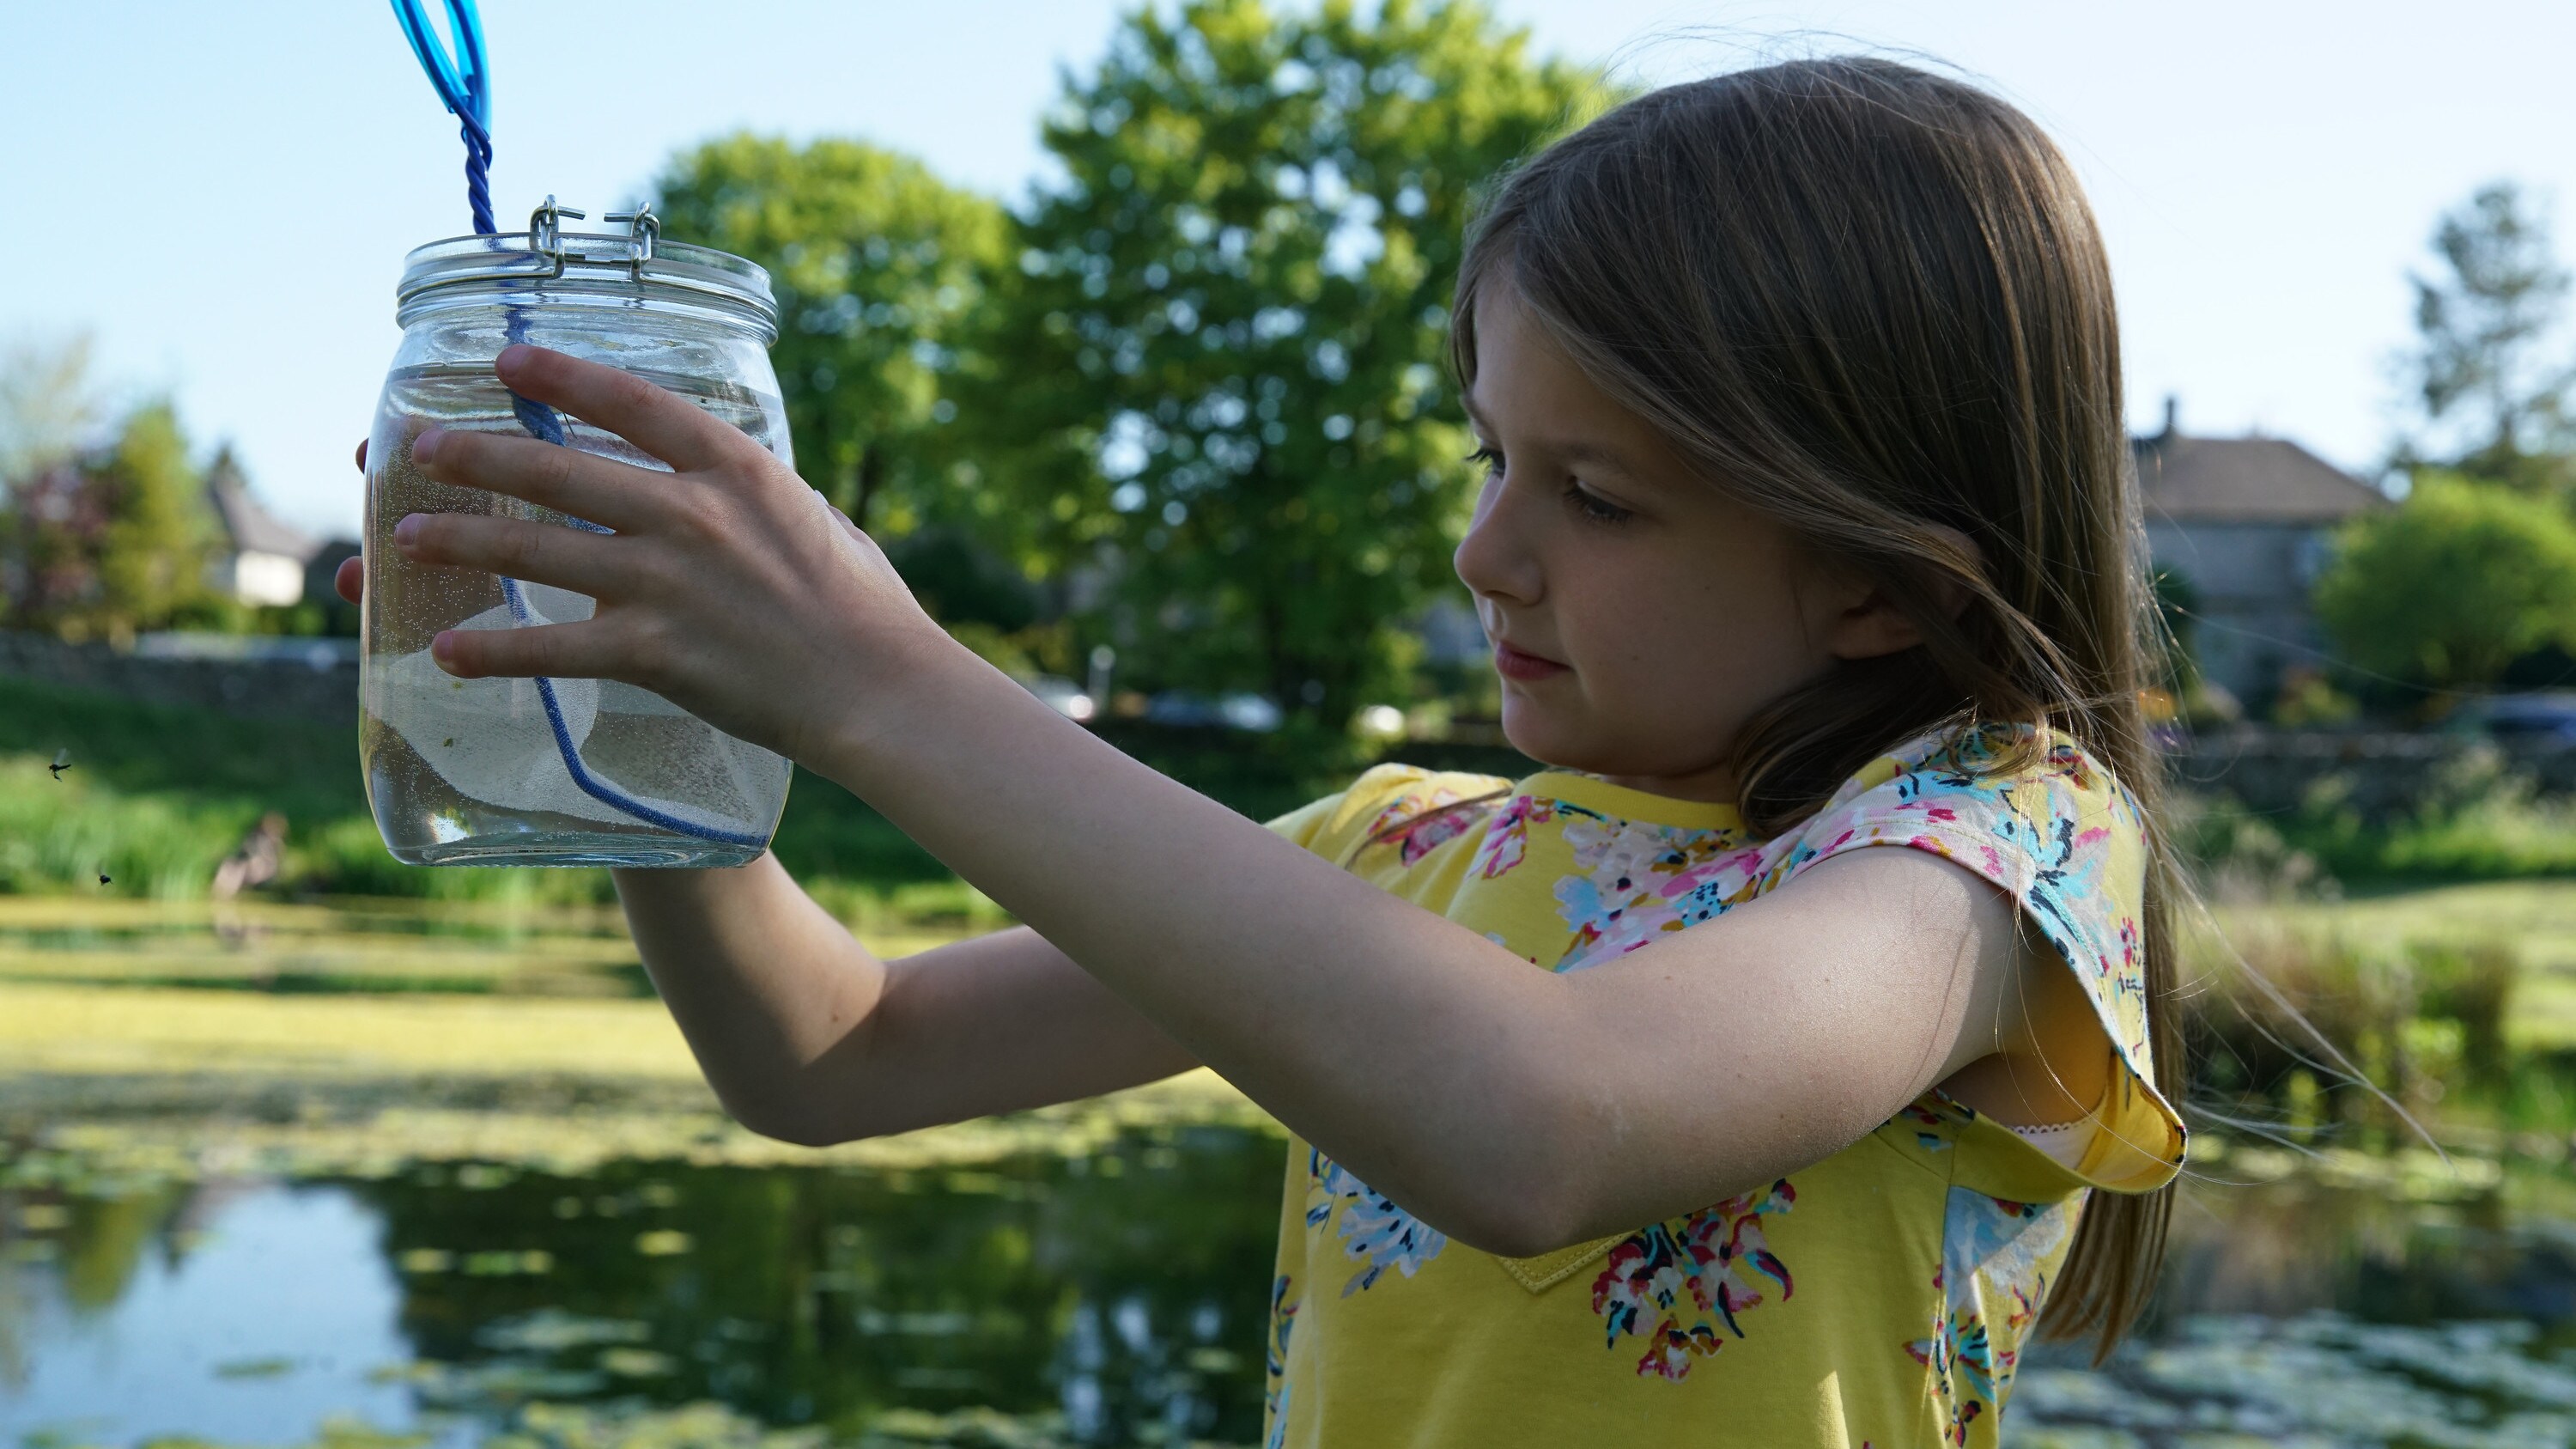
[413,426,446,463]
[395,514,422,547]
[430,631,456,666]
[495,344,531,376]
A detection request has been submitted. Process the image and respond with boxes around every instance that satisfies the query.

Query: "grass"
[2203,879,2576,1052]
[0,676,959,901]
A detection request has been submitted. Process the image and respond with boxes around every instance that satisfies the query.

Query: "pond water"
[8,1129,2576,1448]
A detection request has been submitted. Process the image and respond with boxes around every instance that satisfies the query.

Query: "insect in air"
[98,873,111,886]
[49,748,70,780]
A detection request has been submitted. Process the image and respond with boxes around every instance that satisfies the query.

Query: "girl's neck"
[1590,762,1739,806]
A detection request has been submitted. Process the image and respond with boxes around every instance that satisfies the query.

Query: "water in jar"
[362,362,794,868]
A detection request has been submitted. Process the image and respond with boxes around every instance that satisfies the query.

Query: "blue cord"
[388,0,496,232]
[392,0,764,848]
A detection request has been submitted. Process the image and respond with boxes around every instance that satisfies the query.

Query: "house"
[204,447,323,608]
[2135,399,2390,708]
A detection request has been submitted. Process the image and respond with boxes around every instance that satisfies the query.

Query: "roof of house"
[2133,432,2390,526]
[204,449,319,561]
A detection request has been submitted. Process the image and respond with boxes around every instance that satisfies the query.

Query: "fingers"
[412,426,665,530]
[495,345,752,473]
[334,556,363,606]
[433,617,629,682]
[396,510,629,598]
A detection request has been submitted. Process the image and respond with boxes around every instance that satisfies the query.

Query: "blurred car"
[1144,691,1283,733]
[2447,691,2576,748]
[1014,673,1097,723]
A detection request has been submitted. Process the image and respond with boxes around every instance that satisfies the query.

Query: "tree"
[653,136,1008,534]
[3,401,219,643]
[972,0,1595,729]
[2312,473,2576,694]
[0,331,103,481]
[2398,182,2575,491]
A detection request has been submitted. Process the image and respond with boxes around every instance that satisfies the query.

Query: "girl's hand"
[387,345,957,764]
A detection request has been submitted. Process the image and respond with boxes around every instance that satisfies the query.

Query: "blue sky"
[6,1,2572,536]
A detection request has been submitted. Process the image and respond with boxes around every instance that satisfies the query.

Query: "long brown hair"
[1451,58,2180,1359]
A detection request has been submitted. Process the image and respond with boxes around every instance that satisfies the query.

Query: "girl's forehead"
[1464,322,1681,495]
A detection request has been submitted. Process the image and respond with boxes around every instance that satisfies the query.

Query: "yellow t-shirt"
[1259,725,2184,1448]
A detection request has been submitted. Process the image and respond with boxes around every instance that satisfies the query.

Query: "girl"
[346,56,2187,1448]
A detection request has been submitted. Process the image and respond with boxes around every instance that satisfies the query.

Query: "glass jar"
[361,201,794,868]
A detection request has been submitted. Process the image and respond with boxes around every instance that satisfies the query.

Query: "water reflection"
[3,1125,1282,1446]
[374,1125,1279,1438]
[13,1128,2576,1447]
[0,1185,417,1446]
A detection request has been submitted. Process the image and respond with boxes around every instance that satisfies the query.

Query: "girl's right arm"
[613,856,1203,1146]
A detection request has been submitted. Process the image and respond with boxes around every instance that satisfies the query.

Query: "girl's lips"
[1494,640,1570,682]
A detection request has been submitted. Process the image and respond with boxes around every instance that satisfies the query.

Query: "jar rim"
[395,228,779,337]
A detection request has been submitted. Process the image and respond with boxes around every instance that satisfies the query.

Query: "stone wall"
[2170,728,2576,823]
[0,631,360,730]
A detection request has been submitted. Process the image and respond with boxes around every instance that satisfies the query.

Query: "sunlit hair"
[1451,57,2181,1359]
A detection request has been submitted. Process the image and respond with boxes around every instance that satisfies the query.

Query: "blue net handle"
[389,0,496,233]
[390,0,764,849]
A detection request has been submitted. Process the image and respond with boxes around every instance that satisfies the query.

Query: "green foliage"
[885,526,1045,635]
[2312,472,2576,693]
[2398,181,2575,491]
[2269,669,2360,728]
[2192,925,2520,1125]
[972,0,1596,728]
[3,401,221,643]
[0,330,102,480]
[2181,746,2576,886]
[653,135,1008,534]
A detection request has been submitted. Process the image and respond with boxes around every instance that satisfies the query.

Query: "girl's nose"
[1453,472,1544,607]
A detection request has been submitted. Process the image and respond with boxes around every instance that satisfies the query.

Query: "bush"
[2313,473,2576,697]
[2191,927,2518,1126]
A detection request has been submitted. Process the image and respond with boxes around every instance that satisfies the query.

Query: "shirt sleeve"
[1781,732,2185,1193]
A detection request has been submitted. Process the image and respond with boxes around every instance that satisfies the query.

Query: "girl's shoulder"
[1782,721,2149,965]
[1815,721,2136,822]
[1780,722,2146,892]
[1782,721,2181,1192]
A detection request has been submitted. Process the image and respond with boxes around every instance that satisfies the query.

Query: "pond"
[0,1124,1282,1448]
[10,1129,2576,1448]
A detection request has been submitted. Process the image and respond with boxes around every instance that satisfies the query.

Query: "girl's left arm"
[398,348,2059,1258]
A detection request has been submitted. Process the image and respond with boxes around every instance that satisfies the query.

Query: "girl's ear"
[1821,525,1981,662]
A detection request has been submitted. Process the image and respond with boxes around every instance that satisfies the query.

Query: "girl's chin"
[1497,697,1602,772]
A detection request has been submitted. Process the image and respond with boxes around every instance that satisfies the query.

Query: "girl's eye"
[1563,482,1634,527]
[1465,445,1504,479]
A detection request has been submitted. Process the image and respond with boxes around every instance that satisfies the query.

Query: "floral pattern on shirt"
[1592,1179,1797,1380]
[1368,784,1501,866]
[1549,813,1759,971]
[1263,1273,1297,1449]
[1306,1148,1449,1296]
[1471,794,1583,879]
[1909,1189,2073,1443]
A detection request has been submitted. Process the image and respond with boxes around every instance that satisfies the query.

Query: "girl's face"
[1453,283,1910,803]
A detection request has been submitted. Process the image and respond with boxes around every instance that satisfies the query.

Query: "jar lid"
[396,198,778,338]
